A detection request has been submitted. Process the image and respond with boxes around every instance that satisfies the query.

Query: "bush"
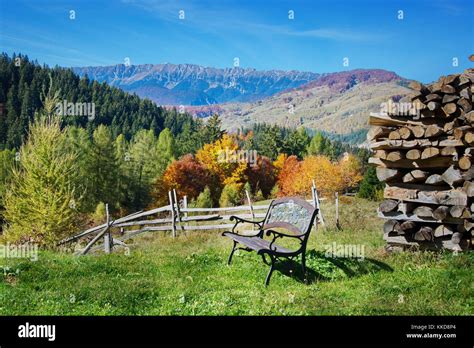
[219,183,243,207]
[194,186,213,208]
[92,202,106,224]
[255,189,264,201]
[357,166,384,201]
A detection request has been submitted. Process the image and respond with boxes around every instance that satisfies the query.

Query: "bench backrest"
[262,197,318,240]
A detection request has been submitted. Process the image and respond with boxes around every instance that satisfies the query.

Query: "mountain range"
[73,63,412,142]
[73,64,320,105]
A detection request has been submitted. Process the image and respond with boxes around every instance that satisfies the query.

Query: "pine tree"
[357,166,384,201]
[5,86,21,148]
[157,128,176,169]
[282,127,310,158]
[306,132,325,156]
[88,125,120,209]
[3,99,81,247]
[194,186,213,208]
[219,183,243,207]
[201,114,224,144]
[0,148,16,219]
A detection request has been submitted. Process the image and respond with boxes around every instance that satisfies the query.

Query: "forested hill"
[0,53,199,149]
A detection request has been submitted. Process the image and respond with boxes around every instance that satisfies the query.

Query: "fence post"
[173,189,185,232]
[168,191,176,237]
[245,190,255,231]
[183,195,188,219]
[104,203,112,254]
[335,192,341,230]
[312,179,325,227]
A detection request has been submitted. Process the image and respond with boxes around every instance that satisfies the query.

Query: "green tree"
[254,125,282,160]
[88,125,120,209]
[64,126,94,212]
[0,148,16,223]
[3,103,81,247]
[219,183,243,207]
[306,132,326,156]
[193,186,213,208]
[200,114,224,145]
[282,127,310,158]
[357,166,384,201]
[157,128,176,167]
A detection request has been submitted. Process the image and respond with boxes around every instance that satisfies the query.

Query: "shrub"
[194,186,213,208]
[219,183,243,207]
[357,166,384,201]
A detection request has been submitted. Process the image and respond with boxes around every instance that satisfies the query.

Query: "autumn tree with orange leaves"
[277,154,362,197]
[152,154,213,206]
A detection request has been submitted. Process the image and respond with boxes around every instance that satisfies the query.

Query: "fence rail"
[60,182,329,255]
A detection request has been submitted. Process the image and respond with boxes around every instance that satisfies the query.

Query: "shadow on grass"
[275,249,394,284]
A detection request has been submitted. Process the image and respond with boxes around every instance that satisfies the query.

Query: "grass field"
[1,198,473,315]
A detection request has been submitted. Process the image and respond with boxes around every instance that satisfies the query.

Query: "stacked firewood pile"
[368,56,474,251]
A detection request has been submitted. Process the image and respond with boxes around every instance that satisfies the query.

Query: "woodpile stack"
[368,60,474,252]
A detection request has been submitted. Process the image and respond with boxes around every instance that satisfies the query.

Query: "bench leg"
[301,253,307,276]
[264,254,276,287]
[227,241,238,265]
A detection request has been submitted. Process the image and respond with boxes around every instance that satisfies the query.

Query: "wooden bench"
[222,197,318,286]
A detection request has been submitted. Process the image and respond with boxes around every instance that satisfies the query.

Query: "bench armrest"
[265,229,305,239]
[229,216,264,235]
[265,229,306,251]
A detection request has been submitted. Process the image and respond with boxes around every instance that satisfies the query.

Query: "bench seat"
[222,231,293,254]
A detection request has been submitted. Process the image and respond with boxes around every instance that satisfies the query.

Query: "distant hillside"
[73,63,320,106]
[193,69,411,141]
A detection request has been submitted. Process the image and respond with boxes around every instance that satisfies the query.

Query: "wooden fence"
[58,182,328,255]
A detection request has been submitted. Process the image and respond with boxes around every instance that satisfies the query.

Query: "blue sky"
[1,0,473,82]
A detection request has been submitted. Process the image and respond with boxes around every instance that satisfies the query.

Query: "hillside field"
[1,198,472,316]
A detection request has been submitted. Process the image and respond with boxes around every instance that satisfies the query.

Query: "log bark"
[464,131,474,144]
[434,225,453,237]
[451,232,463,244]
[425,174,445,185]
[406,149,421,160]
[441,165,463,186]
[409,125,425,138]
[450,205,466,218]
[432,206,450,220]
[403,170,429,183]
[386,151,403,162]
[376,167,400,182]
[367,126,391,141]
[440,146,457,156]
[400,221,417,233]
[414,226,433,241]
[398,127,412,140]
[379,199,399,213]
[388,130,401,140]
[459,156,471,170]
[421,147,440,159]
[462,181,474,197]
[413,206,434,219]
[425,125,443,138]
[383,220,401,234]
[373,150,388,159]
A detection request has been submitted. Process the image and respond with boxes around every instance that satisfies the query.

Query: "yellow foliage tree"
[339,153,363,191]
[277,154,362,198]
[273,153,287,178]
[196,134,247,186]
